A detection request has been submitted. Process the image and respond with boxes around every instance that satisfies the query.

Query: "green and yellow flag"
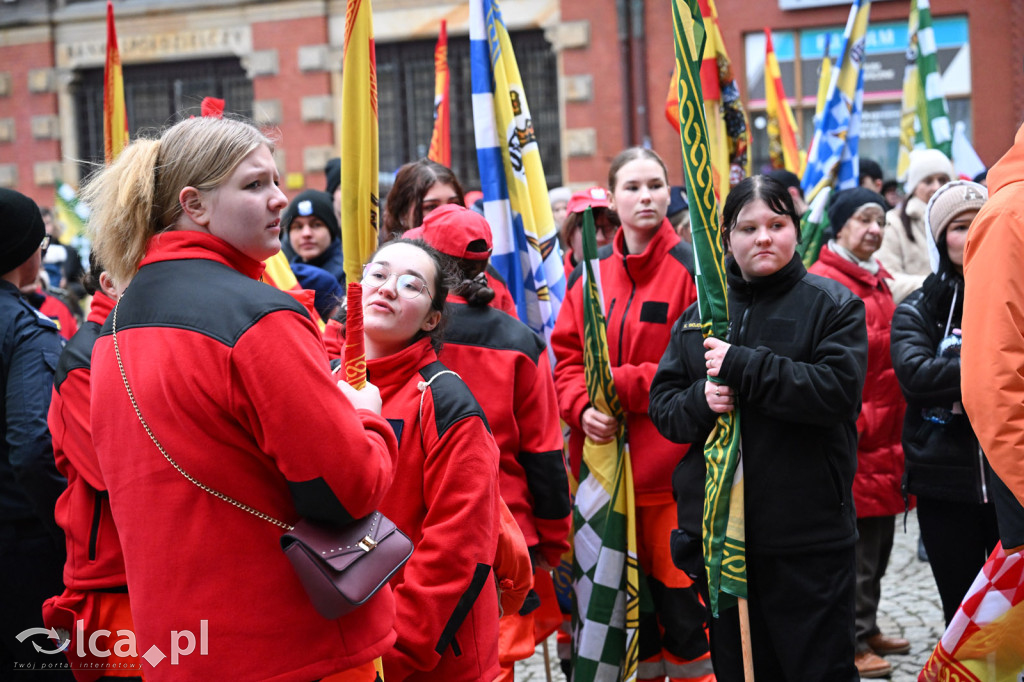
[54,182,90,244]
[897,0,952,180]
[672,0,746,617]
[340,0,379,285]
[571,208,640,682]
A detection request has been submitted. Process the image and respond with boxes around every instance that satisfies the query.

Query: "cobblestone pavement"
[516,508,945,681]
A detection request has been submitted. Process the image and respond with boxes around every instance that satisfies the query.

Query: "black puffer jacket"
[890,273,993,503]
[650,254,868,555]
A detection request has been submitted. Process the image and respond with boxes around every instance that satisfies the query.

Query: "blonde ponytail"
[83,116,273,286]
[83,139,162,285]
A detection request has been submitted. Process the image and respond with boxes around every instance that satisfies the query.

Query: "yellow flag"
[340,0,379,286]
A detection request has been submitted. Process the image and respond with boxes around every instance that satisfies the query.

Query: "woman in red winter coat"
[808,187,909,679]
[83,116,399,682]
[360,239,503,681]
[551,147,711,681]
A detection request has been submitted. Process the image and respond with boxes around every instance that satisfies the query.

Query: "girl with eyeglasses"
[359,239,503,681]
[405,205,571,679]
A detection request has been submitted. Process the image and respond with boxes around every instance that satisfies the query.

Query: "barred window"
[376,29,562,190]
[72,57,252,180]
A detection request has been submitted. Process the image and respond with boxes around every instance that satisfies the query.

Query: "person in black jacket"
[890,179,998,625]
[649,176,868,682]
[0,188,70,679]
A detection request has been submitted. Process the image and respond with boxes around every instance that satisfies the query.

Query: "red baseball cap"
[566,186,611,215]
[415,204,493,261]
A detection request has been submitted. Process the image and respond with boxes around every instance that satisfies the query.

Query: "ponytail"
[82,116,273,286]
[83,139,162,285]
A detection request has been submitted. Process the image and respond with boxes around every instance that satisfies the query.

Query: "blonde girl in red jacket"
[83,116,399,682]
[359,239,503,681]
[551,147,711,681]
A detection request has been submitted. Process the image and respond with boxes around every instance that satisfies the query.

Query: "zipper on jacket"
[89,492,105,561]
[978,443,989,503]
[617,255,637,367]
[736,292,755,344]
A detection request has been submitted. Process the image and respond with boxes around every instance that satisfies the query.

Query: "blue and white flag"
[836,67,865,190]
[801,0,871,202]
[470,0,565,346]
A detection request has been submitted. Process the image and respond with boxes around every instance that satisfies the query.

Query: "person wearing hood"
[962,121,1024,553]
[891,179,999,627]
[877,149,953,303]
[283,189,345,286]
[809,188,908,678]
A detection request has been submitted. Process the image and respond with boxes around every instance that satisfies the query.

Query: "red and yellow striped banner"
[103,0,129,163]
[427,20,451,168]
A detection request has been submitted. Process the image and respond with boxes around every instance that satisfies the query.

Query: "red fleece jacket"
[551,219,697,499]
[48,291,124,589]
[438,296,570,566]
[369,338,501,682]
[90,231,399,682]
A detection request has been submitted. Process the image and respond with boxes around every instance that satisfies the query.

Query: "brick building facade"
[1,0,1021,207]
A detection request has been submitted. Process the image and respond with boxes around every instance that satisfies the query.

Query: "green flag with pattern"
[672,0,746,617]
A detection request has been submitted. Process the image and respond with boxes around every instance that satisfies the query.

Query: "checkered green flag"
[571,208,640,682]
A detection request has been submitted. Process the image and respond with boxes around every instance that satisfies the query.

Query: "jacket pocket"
[824,455,846,515]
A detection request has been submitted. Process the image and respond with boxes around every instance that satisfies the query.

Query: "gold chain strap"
[112,295,294,532]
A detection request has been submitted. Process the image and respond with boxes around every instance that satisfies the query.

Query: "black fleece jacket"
[650,254,868,554]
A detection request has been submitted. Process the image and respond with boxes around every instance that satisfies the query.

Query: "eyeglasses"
[361,262,432,300]
[39,235,50,255]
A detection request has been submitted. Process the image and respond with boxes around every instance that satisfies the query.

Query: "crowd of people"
[2,111,1023,682]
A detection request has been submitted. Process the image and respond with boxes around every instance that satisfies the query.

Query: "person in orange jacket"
[962,121,1024,550]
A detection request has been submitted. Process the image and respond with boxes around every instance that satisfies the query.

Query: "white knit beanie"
[549,186,572,207]
[904,148,954,194]
[924,180,987,272]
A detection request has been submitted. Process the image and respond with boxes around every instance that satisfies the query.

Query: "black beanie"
[282,189,340,242]
[0,188,45,275]
[324,157,341,198]
[826,187,887,239]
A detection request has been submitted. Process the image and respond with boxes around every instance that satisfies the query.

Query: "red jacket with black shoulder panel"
[551,219,698,499]
[90,231,399,681]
